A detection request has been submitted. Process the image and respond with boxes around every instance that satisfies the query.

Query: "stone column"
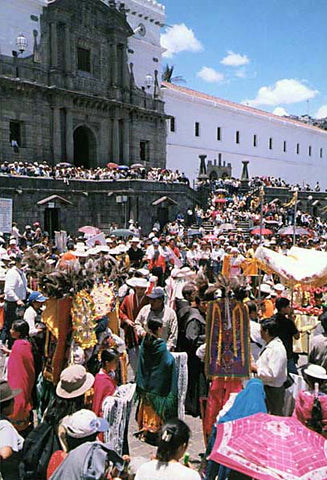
[66,110,74,163]
[111,44,118,86]
[50,23,58,68]
[112,117,119,162]
[64,24,71,73]
[122,117,130,164]
[52,107,61,163]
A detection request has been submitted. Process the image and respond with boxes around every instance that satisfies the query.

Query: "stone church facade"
[0,0,166,168]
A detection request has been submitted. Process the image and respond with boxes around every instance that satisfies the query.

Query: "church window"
[269,137,273,150]
[296,143,300,154]
[235,130,240,144]
[308,145,312,156]
[170,117,175,132]
[217,127,221,141]
[253,134,257,147]
[320,148,323,158]
[140,140,150,161]
[77,47,91,72]
[9,121,22,146]
[283,140,287,152]
[195,122,200,137]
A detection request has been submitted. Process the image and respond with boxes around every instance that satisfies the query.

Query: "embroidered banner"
[205,299,251,379]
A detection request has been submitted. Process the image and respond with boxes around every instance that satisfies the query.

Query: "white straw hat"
[303,364,327,380]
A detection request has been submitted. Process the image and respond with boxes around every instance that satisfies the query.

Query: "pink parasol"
[78,226,101,236]
[106,162,119,169]
[214,198,227,203]
[203,234,217,241]
[278,226,310,236]
[251,227,273,236]
[209,412,327,480]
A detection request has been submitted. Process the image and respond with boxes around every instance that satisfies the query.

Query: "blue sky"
[160,0,327,118]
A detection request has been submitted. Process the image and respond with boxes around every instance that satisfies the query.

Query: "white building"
[163,81,327,188]
[0,0,165,91]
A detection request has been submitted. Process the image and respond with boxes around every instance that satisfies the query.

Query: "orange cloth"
[222,254,231,277]
[137,398,164,433]
[262,299,274,319]
[241,258,259,276]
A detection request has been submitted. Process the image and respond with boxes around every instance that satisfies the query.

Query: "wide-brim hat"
[260,283,272,294]
[56,365,95,399]
[0,381,21,403]
[303,364,327,380]
[126,277,149,288]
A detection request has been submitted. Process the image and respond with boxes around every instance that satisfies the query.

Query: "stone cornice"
[0,74,167,118]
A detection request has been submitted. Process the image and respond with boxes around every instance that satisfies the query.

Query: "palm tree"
[162,64,186,84]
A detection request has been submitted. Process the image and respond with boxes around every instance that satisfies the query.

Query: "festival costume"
[119,293,149,349]
[136,336,178,435]
[8,339,35,431]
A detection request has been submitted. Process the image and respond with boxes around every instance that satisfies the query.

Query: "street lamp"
[145,73,153,90]
[12,33,27,78]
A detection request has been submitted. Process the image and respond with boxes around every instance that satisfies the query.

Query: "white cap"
[62,409,109,438]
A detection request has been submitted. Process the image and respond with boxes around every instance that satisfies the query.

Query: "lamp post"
[145,73,153,91]
[12,33,27,78]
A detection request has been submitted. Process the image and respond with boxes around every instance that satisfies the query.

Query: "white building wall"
[0,0,46,58]
[124,0,165,90]
[164,85,327,188]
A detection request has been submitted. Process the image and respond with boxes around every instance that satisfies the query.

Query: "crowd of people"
[0,160,189,184]
[0,181,326,480]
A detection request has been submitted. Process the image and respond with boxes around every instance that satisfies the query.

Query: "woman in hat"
[293,364,327,437]
[19,365,95,480]
[1,319,35,434]
[0,381,24,480]
[135,317,178,445]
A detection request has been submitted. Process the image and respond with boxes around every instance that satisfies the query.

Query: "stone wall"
[0,177,197,234]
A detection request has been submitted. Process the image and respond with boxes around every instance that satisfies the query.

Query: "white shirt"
[0,419,24,451]
[135,460,201,480]
[23,306,39,335]
[256,337,287,387]
[134,304,178,351]
[250,320,265,362]
[4,266,28,302]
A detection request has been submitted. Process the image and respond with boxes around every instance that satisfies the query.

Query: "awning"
[37,194,72,206]
[152,196,178,206]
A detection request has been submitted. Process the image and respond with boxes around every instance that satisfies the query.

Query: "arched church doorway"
[73,125,97,168]
[209,171,218,181]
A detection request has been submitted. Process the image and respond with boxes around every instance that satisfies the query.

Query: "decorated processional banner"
[205,299,251,379]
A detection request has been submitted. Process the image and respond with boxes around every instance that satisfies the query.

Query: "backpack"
[19,421,60,480]
[48,441,123,480]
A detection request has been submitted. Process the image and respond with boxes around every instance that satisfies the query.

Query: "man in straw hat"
[120,277,149,375]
